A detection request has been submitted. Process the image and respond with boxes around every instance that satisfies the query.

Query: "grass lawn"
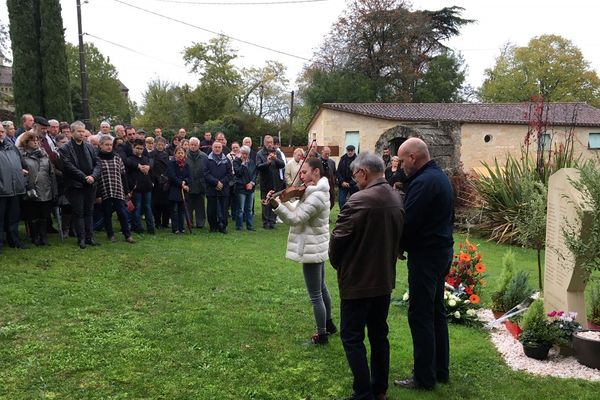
[1,204,599,399]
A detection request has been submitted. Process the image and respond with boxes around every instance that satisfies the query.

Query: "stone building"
[307,102,600,173]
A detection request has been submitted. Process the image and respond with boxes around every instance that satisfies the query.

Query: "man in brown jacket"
[330,152,404,400]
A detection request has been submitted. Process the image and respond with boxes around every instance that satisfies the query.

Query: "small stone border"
[477,309,600,381]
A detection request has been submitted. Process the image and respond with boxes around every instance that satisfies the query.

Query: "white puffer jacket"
[274,176,330,263]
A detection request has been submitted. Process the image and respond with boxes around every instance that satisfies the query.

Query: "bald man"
[394,138,454,391]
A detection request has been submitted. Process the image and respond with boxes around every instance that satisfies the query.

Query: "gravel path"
[477,309,600,381]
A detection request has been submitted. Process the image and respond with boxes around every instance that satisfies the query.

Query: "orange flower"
[469,294,480,304]
[466,241,477,252]
[458,252,471,263]
[475,263,486,273]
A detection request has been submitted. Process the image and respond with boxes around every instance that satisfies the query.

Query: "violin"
[262,184,306,205]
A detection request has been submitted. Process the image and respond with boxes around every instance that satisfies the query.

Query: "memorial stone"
[544,168,592,324]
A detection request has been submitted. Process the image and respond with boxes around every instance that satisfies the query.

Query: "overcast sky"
[1,0,600,106]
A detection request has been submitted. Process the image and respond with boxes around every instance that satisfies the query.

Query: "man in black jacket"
[58,121,102,248]
[394,137,454,391]
[330,152,404,400]
[126,139,155,234]
[256,135,285,229]
[187,137,208,228]
[336,145,358,209]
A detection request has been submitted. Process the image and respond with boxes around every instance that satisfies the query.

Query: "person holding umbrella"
[167,146,192,234]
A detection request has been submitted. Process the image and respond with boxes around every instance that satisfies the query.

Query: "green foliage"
[480,35,600,107]
[0,20,10,63]
[300,1,472,106]
[39,0,72,121]
[563,161,600,275]
[65,43,130,127]
[491,250,515,312]
[7,0,43,117]
[520,300,561,345]
[413,50,467,103]
[588,279,600,324]
[134,79,187,130]
[502,271,535,313]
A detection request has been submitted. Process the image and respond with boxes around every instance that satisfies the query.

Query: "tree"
[301,0,472,105]
[66,43,130,126]
[39,0,72,121]
[480,35,600,107]
[135,79,187,129]
[7,0,43,117]
[239,61,289,122]
[413,50,466,103]
[0,20,10,64]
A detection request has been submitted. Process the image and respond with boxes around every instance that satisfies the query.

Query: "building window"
[589,133,600,149]
[345,131,360,153]
[540,133,551,151]
[484,134,492,143]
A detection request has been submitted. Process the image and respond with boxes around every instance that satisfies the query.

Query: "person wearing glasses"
[330,152,404,400]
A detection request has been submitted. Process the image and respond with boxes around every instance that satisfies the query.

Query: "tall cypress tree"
[7,0,43,118]
[39,0,73,121]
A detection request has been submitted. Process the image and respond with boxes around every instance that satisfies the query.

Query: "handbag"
[127,198,135,212]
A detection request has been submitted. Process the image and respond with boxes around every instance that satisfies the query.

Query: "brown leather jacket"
[329,177,404,300]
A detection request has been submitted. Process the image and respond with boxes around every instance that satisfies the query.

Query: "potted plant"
[519,300,561,360]
[587,279,600,330]
[547,310,581,356]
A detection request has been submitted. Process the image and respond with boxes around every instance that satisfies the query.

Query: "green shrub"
[588,279,600,325]
[491,250,515,312]
[501,271,535,313]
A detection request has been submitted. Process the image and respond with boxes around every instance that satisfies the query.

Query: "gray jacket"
[0,140,26,197]
[21,148,58,202]
[186,150,208,194]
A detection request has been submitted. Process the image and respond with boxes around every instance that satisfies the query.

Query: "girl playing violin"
[267,157,337,345]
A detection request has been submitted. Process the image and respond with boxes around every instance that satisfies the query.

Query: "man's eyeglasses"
[352,169,363,178]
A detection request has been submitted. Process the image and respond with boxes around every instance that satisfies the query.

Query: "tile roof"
[321,102,600,127]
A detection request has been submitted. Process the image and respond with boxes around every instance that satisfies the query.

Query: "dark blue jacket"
[401,160,454,252]
[204,152,231,197]
[233,157,257,193]
[167,160,192,202]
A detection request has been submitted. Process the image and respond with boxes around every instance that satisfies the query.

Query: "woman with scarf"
[167,146,192,234]
[18,131,57,245]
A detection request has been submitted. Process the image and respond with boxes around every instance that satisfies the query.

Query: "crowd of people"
[0,113,406,253]
[1,113,457,400]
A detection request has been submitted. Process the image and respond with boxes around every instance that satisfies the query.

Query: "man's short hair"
[189,137,200,145]
[59,122,70,131]
[350,152,385,174]
[155,137,167,145]
[48,119,59,126]
[133,139,145,148]
[70,120,85,132]
[2,121,14,128]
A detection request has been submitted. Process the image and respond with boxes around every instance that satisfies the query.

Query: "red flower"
[465,287,473,295]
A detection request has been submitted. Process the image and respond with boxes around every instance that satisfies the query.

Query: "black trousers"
[206,195,228,230]
[188,192,205,228]
[407,248,453,388]
[341,294,391,400]
[260,189,276,226]
[66,185,97,242]
[0,196,22,248]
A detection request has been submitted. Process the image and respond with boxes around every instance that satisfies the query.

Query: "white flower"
[464,300,470,304]
[448,300,457,307]
[444,292,449,300]
[402,292,409,302]
[466,309,477,317]
[454,311,461,319]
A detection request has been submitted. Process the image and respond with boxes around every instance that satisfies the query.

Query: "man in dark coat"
[149,137,171,229]
[330,152,404,400]
[187,137,208,228]
[320,146,337,210]
[394,137,454,390]
[204,141,231,233]
[256,135,285,229]
[58,121,102,249]
[336,145,358,209]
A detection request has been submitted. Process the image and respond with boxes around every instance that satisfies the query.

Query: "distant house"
[307,102,600,173]
[0,65,15,112]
